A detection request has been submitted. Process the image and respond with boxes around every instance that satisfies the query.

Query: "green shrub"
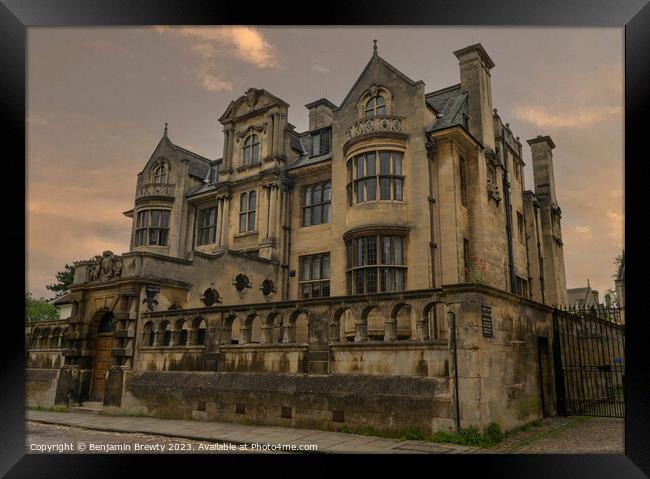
[401,427,426,441]
[482,422,504,445]
[431,423,504,447]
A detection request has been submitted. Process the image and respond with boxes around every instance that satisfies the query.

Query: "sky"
[26,26,624,300]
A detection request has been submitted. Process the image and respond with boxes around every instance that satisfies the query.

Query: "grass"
[29,405,70,413]
[339,422,506,448]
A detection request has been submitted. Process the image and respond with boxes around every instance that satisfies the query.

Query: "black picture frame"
[4,0,649,476]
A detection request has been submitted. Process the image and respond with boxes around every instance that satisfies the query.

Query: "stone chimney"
[453,44,496,150]
[528,135,558,206]
[305,98,336,131]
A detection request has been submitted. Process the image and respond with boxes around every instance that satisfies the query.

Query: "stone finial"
[164,122,168,137]
[373,39,378,55]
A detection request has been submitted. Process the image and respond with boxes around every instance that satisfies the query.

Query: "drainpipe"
[426,136,437,288]
[449,309,461,431]
[500,137,517,293]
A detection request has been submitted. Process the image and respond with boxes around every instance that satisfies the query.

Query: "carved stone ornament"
[87,251,123,282]
[200,288,221,307]
[142,285,160,312]
[261,279,276,297]
[233,274,252,294]
[245,88,258,108]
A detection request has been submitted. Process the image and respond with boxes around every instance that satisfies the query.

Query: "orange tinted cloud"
[513,105,622,128]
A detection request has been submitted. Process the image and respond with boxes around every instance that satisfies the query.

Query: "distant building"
[567,280,601,309]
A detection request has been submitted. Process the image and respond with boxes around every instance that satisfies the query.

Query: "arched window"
[159,320,171,346]
[153,163,168,184]
[143,321,155,346]
[365,95,386,118]
[239,191,257,232]
[31,328,41,347]
[175,319,188,346]
[243,134,260,166]
[193,318,207,345]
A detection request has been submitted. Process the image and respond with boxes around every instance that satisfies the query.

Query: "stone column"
[329,320,340,342]
[416,318,430,341]
[269,184,279,239]
[283,323,296,344]
[384,318,397,341]
[260,324,273,344]
[354,318,368,342]
[215,197,223,247]
[262,184,271,239]
[188,329,198,346]
[153,330,162,347]
[220,196,230,246]
[240,325,252,344]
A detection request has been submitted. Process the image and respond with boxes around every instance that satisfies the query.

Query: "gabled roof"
[218,88,289,124]
[170,143,212,180]
[286,130,332,170]
[338,51,421,110]
[50,292,72,305]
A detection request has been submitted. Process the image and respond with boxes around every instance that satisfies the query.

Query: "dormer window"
[153,163,168,184]
[243,134,260,166]
[365,95,386,118]
[311,127,331,157]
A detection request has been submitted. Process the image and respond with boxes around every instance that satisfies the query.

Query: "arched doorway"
[91,311,115,401]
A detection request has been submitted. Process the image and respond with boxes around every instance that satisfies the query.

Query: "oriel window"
[134,209,170,247]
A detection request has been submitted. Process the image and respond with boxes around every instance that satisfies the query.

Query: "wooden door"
[91,335,113,401]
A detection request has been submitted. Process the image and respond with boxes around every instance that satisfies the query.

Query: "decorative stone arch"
[331,306,352,343]
[174,318,190,346]
[421,301,450,341]
[190,317,207,345]
[264,311,283,344]
[240,311,263,344]
[356,84,394,119]
[52,328,61,348]
[158,319,171,346]
[287,309,310,344]
[60,327,68,348]
[31,327,42,347]
[142,321,155,346]
[390,302,413,341]
[41,327,52,348]
[221,313,240,345]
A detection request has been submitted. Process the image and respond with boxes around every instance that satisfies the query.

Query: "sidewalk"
[26,410,477,454]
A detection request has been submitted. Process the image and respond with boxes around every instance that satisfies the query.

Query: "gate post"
[552,308,567,417]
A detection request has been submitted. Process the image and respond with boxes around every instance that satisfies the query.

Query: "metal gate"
[552,305,625,417]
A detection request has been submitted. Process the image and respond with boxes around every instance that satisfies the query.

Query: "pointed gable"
[140,132,211,181]
[338,51,422,111]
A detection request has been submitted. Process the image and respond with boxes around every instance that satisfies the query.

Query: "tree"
[46,263,75,297]
[25,292,59,322]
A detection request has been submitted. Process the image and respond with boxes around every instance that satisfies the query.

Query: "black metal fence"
[552,305,625,417]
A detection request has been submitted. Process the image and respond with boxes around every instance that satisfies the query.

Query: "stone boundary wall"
[119,371,454,434]
[25,368,60,408]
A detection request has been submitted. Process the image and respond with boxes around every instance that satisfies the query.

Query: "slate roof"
[186,158,223,197]
[286,130,332,170]
[171,143,212,180]
[425,84,469,133]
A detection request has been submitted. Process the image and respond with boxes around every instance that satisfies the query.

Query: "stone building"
[26,43,569,434]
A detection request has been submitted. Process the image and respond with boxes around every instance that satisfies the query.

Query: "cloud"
[196,66,233,92]
[154,26,278,69]
[575,225,592,235]
[605,210,624,247]
[311,64,330,73]
[513,105,622,129]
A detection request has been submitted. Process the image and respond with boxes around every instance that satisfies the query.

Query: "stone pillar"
[261,324,273,344]
[283,324,296,344]
[153,330,162,347]
[416,318,430,341]
[270,184,280,239]
[188,329,198,346]
[384,318,397,341]
[329,320,340,342]
[215,197,223,247]
[169,330,178,347]
[240,325,252,344]
[354,318,368,342]
[262,184,271,240]
[220,196,230,247]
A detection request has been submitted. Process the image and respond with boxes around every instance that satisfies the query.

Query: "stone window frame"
[345,234,407,295]
[151,159,169,184]
[299,253,331,299]
[310,127,332,157]
[301,180,331,227]
[346,149,404,205]
[134,208,171,247]
[239,190,257,233]
[242,133,261,167]
[197,206,218,245]
[357,85,393,119]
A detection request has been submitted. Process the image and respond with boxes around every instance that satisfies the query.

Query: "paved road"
[26,421,260,454]
[26,410,623,454]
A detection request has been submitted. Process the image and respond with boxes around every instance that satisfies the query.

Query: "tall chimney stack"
[453,44,496,151]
